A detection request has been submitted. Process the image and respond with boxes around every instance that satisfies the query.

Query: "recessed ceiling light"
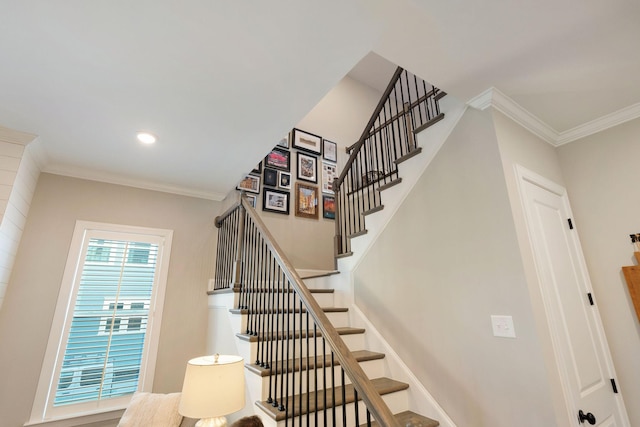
[136,132,157,145]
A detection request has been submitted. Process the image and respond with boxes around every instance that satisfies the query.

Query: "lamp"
[179,354,245,427]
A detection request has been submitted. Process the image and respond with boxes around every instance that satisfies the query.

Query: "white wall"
[352,108,556,426]
[492,110,579,425]
[556,119,640,426]
[0,174,220,427]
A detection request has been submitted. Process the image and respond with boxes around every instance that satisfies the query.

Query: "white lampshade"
[179,354,245,419]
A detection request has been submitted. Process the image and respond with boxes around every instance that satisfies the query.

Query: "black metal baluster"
[341,368,347,426]
[306,312,310,427]
[354,388,360,427]
[291,289,296,425]
[266,255,274,404]
[322,337,327,427]
[313,323,318,427]
[298,295,303,427]
[331,352,336,427]
[256,239,266,366]
[275,267,284,410]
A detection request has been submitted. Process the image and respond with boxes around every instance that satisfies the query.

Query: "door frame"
[514,164,630,426]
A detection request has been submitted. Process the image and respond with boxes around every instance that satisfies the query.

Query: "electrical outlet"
[491,315,516,338]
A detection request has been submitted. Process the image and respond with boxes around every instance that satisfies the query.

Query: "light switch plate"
[491,315,516,338]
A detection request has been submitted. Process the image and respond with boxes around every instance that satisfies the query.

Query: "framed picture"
[252,161,262,174]
[323,139,337,162]
[263,168,278,187]
[276,134,289,149]
[321,161,337,194]
[265,148,290,171]
[278,171,291,190]
[295,182,319,219]
[236,173,261,194]
[323,195,336,220]
[297,152,317,183]
[262,188,289,215]
[292,128,322,154]
[246,194,257,208]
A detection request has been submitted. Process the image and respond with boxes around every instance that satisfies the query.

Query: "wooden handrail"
[214,198,242,228]
[238,195,401,427]
[335,67,404,187]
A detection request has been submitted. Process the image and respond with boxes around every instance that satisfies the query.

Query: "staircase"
[215,272,440,427]
[211,67,453,427]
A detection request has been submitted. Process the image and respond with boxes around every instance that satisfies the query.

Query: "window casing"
[29,221,173,424]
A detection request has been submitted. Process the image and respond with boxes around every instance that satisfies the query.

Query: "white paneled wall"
[0,126,40,310]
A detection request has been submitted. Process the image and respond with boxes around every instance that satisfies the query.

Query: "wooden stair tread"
[395,148,422,165]
[363,205,384,216]
[230,307,348,315]
[235,287,334,294]
[346,173,400,196]
[377,177,402,192]
[336,251,354,259]
[413,112,445,134]
[362,410,439,427]
[348,229,368,239]
[297,270,340,279]
[246,350,385,377]
[257,377,409,421]
[237,326,365,342]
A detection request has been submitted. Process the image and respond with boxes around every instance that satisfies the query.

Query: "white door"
[517,166,629,427]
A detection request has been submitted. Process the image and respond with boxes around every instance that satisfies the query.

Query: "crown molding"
[556,101,640,146]
[467,87,558,145]
[467,87,640,147]
[42,163,226,201]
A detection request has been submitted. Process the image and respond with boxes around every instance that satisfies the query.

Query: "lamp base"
[195,416,227,427]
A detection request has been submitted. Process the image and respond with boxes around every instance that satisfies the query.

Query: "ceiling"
[1,0,639,200]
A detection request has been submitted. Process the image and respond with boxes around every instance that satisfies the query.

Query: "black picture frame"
[297,152,317,183]
[262,188,289,215]
[323,139,337,162]
[265,148,290,171]
[278,171,291,190]
[292,128,322,155]
[236,173,261,194]
[263,168,278,187]
[323,195,335,220]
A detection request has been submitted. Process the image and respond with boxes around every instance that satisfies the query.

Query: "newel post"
[333,177,342,260]
[232,199,247,292]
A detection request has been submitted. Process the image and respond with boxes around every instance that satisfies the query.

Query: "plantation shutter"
[53,238,159,406]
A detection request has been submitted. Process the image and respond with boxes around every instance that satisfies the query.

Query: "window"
[30,222,173,424]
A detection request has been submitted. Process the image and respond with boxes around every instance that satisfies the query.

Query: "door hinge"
[587,293,594,306]
[611,378,618,394]
[568,218,574,229]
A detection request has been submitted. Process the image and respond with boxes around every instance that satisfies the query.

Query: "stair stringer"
[337,95,467,273]
[304,274,457,427]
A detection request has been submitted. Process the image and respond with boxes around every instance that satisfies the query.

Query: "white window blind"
[30,222,173,423]
[53,239,158,406]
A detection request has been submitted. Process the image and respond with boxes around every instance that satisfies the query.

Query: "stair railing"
[334,67,445,257]
[214,194,400,427]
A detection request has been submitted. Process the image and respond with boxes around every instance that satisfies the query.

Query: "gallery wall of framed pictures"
[236,128,339,221]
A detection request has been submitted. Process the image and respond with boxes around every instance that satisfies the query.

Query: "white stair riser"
[240,311,349,334]
[261,389,410,427]
[239,292,336,309]
[249,358,386,401]
[237,333,366,363]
